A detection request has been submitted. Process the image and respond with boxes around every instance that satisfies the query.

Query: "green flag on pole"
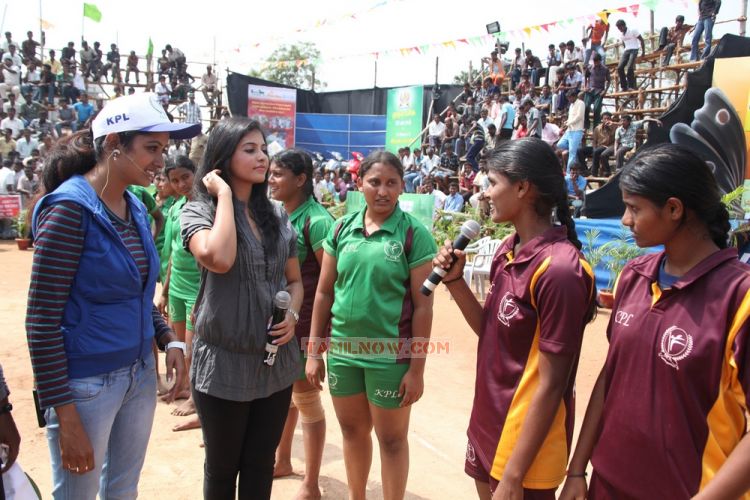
[83,3,102,22]
[147,37,154,57]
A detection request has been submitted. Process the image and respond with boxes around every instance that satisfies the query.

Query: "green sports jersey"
[323,205,437,366]
[289,196,334,263]
[165,196,200,300]
[127,185,157,212]
[155,196,176,281]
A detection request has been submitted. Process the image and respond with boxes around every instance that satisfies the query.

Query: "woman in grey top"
[181,117,303,500]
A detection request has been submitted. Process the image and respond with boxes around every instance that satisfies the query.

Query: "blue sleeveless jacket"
[32,175,159,378]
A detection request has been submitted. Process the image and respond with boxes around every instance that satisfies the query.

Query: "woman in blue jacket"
[26,93,199,499]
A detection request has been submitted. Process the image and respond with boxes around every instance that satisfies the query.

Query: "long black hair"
[487,137,582,249]
[194,117,280,248]
[271,148,314,199]
[620,142,730,249]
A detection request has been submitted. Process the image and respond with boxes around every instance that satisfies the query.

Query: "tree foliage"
[249,42,325,90]
[452,68,480,85]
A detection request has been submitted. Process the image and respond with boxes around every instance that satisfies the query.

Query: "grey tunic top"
[181,197,299,402]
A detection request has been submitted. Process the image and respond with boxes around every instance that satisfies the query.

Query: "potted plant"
[583,228,644,309]
[597,230,645,308]
[14,209,31,251]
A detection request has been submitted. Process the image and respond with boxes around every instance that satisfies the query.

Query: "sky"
[3,0,746,91]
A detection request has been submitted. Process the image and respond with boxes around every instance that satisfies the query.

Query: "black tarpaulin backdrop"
[226,72,464,127]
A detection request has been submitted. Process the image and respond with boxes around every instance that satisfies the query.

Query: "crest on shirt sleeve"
[497,292,520,326]
[658,326,693,370]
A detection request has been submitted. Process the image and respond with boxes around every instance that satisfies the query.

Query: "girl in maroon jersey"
[561,143,750,499]
[434,138,595,500]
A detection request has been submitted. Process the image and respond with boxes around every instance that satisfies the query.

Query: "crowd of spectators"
[0,30,229,238]
[384,2,719,218]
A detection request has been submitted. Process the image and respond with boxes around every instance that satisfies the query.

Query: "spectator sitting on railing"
[201,64,219,106]
[125,50,140,84]
[419,177,447,211]
[4,44,23,68]
[536,84,553,115]
[158,49,171,76]
[517,71,533,95]
[79,40,95,78]
[658,15,693,66]
[0,56,21,101]
[563,40,584,70]
[171,74,191,101]
[577,111,615,177]
[458,162,476,203]
[482,50,505,86]
[609,114,662,171]
[427,112,445,149]
[101,43,121,83]
[155,74,171,105]
[615,19,645,91]
[165,44,186,72]
[61,41,76,74]
[546,43,562,86]
[510,47,525,90]
[22,60,41,101]
[88,41,104,81]
[524,49,543,86]
[22,31,40,65]
[555,63,582,114]
[54,97,77,135]
[29,108,55,139]
[442,117,459,154]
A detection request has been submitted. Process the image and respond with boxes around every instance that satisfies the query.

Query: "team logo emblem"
[497,292,520,326]
[328,372,338,389]
[466,441,476,465]
[658,326,693,370]
[384,240,404,262]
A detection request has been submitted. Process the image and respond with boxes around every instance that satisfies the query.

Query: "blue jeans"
[404,171,421,193]
[691,16,715,61]
[466,140,485,172]
[557,130,584,173]
[584,44,605,66]
[618,49,639,90]
[45,357,157,500]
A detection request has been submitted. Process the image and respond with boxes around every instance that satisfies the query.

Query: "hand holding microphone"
[421,220,480,296]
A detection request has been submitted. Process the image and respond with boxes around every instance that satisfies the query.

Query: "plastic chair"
[465,239,502,300]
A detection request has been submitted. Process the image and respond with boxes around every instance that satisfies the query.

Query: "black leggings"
[193,385,293,500]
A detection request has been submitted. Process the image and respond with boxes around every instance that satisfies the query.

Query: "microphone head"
[274,290,292,309]
[460,220,481,240]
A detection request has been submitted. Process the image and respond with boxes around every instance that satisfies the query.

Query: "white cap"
[91,92,201,140]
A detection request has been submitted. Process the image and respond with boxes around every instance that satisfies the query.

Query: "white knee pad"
[292,390,325,424]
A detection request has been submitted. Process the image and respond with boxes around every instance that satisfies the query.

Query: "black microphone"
[421,219,481,296]
[264,290,292,367]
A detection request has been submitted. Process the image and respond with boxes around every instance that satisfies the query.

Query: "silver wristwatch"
[288,308,299,322]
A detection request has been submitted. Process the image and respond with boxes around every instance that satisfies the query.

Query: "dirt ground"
[0,240,610,499]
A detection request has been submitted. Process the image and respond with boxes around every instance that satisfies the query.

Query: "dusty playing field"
[0,240,609,499]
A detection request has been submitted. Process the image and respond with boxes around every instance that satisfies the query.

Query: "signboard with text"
[384,85,423,154]
[0,195,21,218]
[247,84,297,157]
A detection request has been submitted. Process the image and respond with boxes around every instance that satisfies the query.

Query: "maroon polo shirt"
[591,249,750,499]
[466,226,594,488]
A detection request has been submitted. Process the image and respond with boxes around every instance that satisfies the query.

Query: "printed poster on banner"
[0,195,21,218]
[247,85,297,157]
[385,85,424,154]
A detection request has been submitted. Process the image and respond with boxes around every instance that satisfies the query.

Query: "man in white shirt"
[616,19,645,91]
[420,177,447,212]
[541,114,562,147]
[477,108,494,133]
[155,75,172,105]
[0,58,21,100]
[1,108,24,138]
[15,128,39,158]
[556,90,585,173]
[427,113,446,150]
[201,65,219,105]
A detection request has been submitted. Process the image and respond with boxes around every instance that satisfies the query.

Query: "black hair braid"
[705,202,731,249]
[555,190,582,250]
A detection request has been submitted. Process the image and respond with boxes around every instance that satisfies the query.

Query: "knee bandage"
[292,390,325,424]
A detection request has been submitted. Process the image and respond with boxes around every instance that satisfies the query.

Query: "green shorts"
[327,357,410,409]
[168,294,196,331]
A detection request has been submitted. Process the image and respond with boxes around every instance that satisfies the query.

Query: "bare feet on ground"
[295,483,322,500]
[273,460,294,478]
[171,397,196,416]
[161,388,190,402]
[172,415,201,432]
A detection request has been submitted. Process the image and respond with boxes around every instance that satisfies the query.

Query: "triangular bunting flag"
[597,11,610,23]
[630,4,640,16]
[532,25,542,33]
[400,48,410,56]
[413,46,421,54]
[541,23,550,32]
[420,44,429,53]
[442,41,456,49]
[617,6,628,12]
[523,27,532,36]
[40,18,54,29]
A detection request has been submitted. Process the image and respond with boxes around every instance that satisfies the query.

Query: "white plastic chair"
[465,239,502,300]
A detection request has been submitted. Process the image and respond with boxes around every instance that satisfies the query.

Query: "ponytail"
[707,203,731,249]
